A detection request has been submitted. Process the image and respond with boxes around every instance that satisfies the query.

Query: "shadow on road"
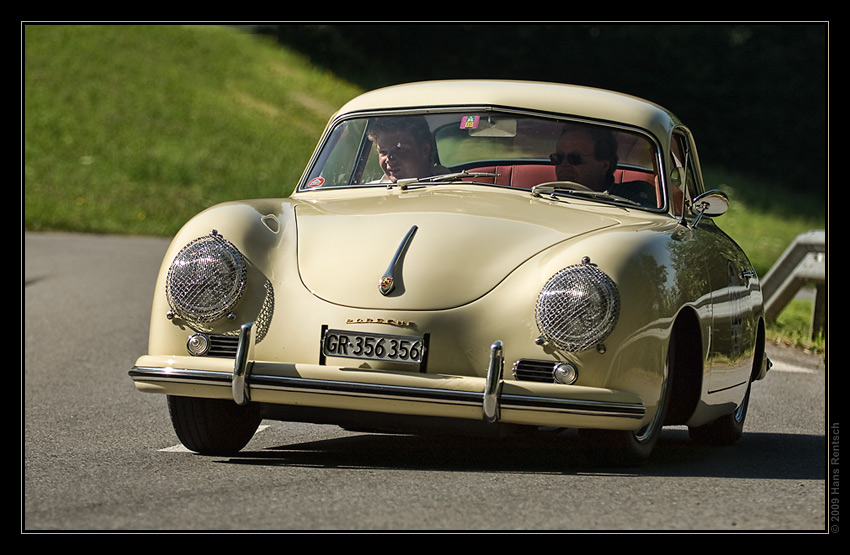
[216,427,825,479]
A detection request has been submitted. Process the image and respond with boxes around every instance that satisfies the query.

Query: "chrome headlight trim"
[165,231,247,324]
[535,260,620,351]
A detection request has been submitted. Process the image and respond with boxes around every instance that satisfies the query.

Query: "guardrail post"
[811,257,826,339]
[761,230,825,339]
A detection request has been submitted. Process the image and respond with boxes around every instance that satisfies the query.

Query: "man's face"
[553,130,610,191]
[374,130,432,182]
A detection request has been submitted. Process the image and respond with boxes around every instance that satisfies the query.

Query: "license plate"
[322,329,425,364]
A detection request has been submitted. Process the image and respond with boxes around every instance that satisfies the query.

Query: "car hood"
[294,187,619,310]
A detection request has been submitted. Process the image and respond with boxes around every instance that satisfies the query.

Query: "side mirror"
[690,190,728,227]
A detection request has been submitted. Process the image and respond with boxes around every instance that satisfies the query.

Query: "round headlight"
[165,232,247,324]
[535,261,619,351]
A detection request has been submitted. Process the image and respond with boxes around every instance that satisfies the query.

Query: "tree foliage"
[269,23,826,198]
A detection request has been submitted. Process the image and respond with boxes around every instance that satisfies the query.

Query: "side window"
[303,119,370,187]
[669,132,701,217]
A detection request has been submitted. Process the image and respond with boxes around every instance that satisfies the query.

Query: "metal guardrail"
[761,230,825,338]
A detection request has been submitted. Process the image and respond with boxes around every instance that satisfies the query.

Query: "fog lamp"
[553,362,579,384]
[186,333,211,356]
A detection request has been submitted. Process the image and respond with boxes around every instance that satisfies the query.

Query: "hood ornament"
[380,225,418,296]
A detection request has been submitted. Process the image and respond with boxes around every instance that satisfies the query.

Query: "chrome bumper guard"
[483,341,503,423]
[232,322,255,405]
[131,322,646,425]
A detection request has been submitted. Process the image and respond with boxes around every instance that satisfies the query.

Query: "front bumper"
[129,322,647,431]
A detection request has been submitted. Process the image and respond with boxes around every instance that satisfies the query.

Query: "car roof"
[335,80,680,143]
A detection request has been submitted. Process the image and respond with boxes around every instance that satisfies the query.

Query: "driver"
[551,125,656,206]
[368,116,448,183]
[551,125,617,191]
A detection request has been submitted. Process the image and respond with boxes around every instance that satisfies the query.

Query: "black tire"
[579,338,674,467]
[688,384,750,445]
[167,395,262,455]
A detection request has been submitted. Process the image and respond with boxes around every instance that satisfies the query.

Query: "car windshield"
[301,111,663,209]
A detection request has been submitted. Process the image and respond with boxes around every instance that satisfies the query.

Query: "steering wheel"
[554,180,590,191]
[534,181,592,192]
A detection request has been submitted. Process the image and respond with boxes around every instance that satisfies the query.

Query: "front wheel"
[579,341,673,466]
[688,384,750,445]
[167,395,262,455]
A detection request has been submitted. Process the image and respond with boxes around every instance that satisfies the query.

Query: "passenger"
[551,125,656,206]
[368,116,448,183]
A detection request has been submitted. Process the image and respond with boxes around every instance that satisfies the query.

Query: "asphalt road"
[23,232,830,532]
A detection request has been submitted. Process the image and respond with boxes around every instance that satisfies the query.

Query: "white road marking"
[160,424,270,452]
[160,444,191,453]
[770,361,817,374]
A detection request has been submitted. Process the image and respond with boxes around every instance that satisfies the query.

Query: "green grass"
[768,296,825,353]
[23,24,826,351]
[24,24,361,236]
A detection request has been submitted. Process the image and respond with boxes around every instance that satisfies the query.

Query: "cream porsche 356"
[129,80,771,465]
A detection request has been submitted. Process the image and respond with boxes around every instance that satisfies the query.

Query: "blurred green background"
[23,23,827,349]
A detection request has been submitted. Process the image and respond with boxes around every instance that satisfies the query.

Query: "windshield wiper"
[393,170,500,189]
[531,183,641,207]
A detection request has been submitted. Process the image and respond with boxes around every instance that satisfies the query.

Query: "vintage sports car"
[129,80,771,465]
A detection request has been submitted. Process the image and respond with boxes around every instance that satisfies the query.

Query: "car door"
[670,129,757,393]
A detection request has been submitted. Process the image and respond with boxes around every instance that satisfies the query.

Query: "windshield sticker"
[460,115,480,130]
[307,177,325,188]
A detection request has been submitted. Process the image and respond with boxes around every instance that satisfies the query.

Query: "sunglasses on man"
[549,152,596,166]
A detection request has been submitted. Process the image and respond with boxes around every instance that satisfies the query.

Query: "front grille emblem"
[380,276,395,295]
